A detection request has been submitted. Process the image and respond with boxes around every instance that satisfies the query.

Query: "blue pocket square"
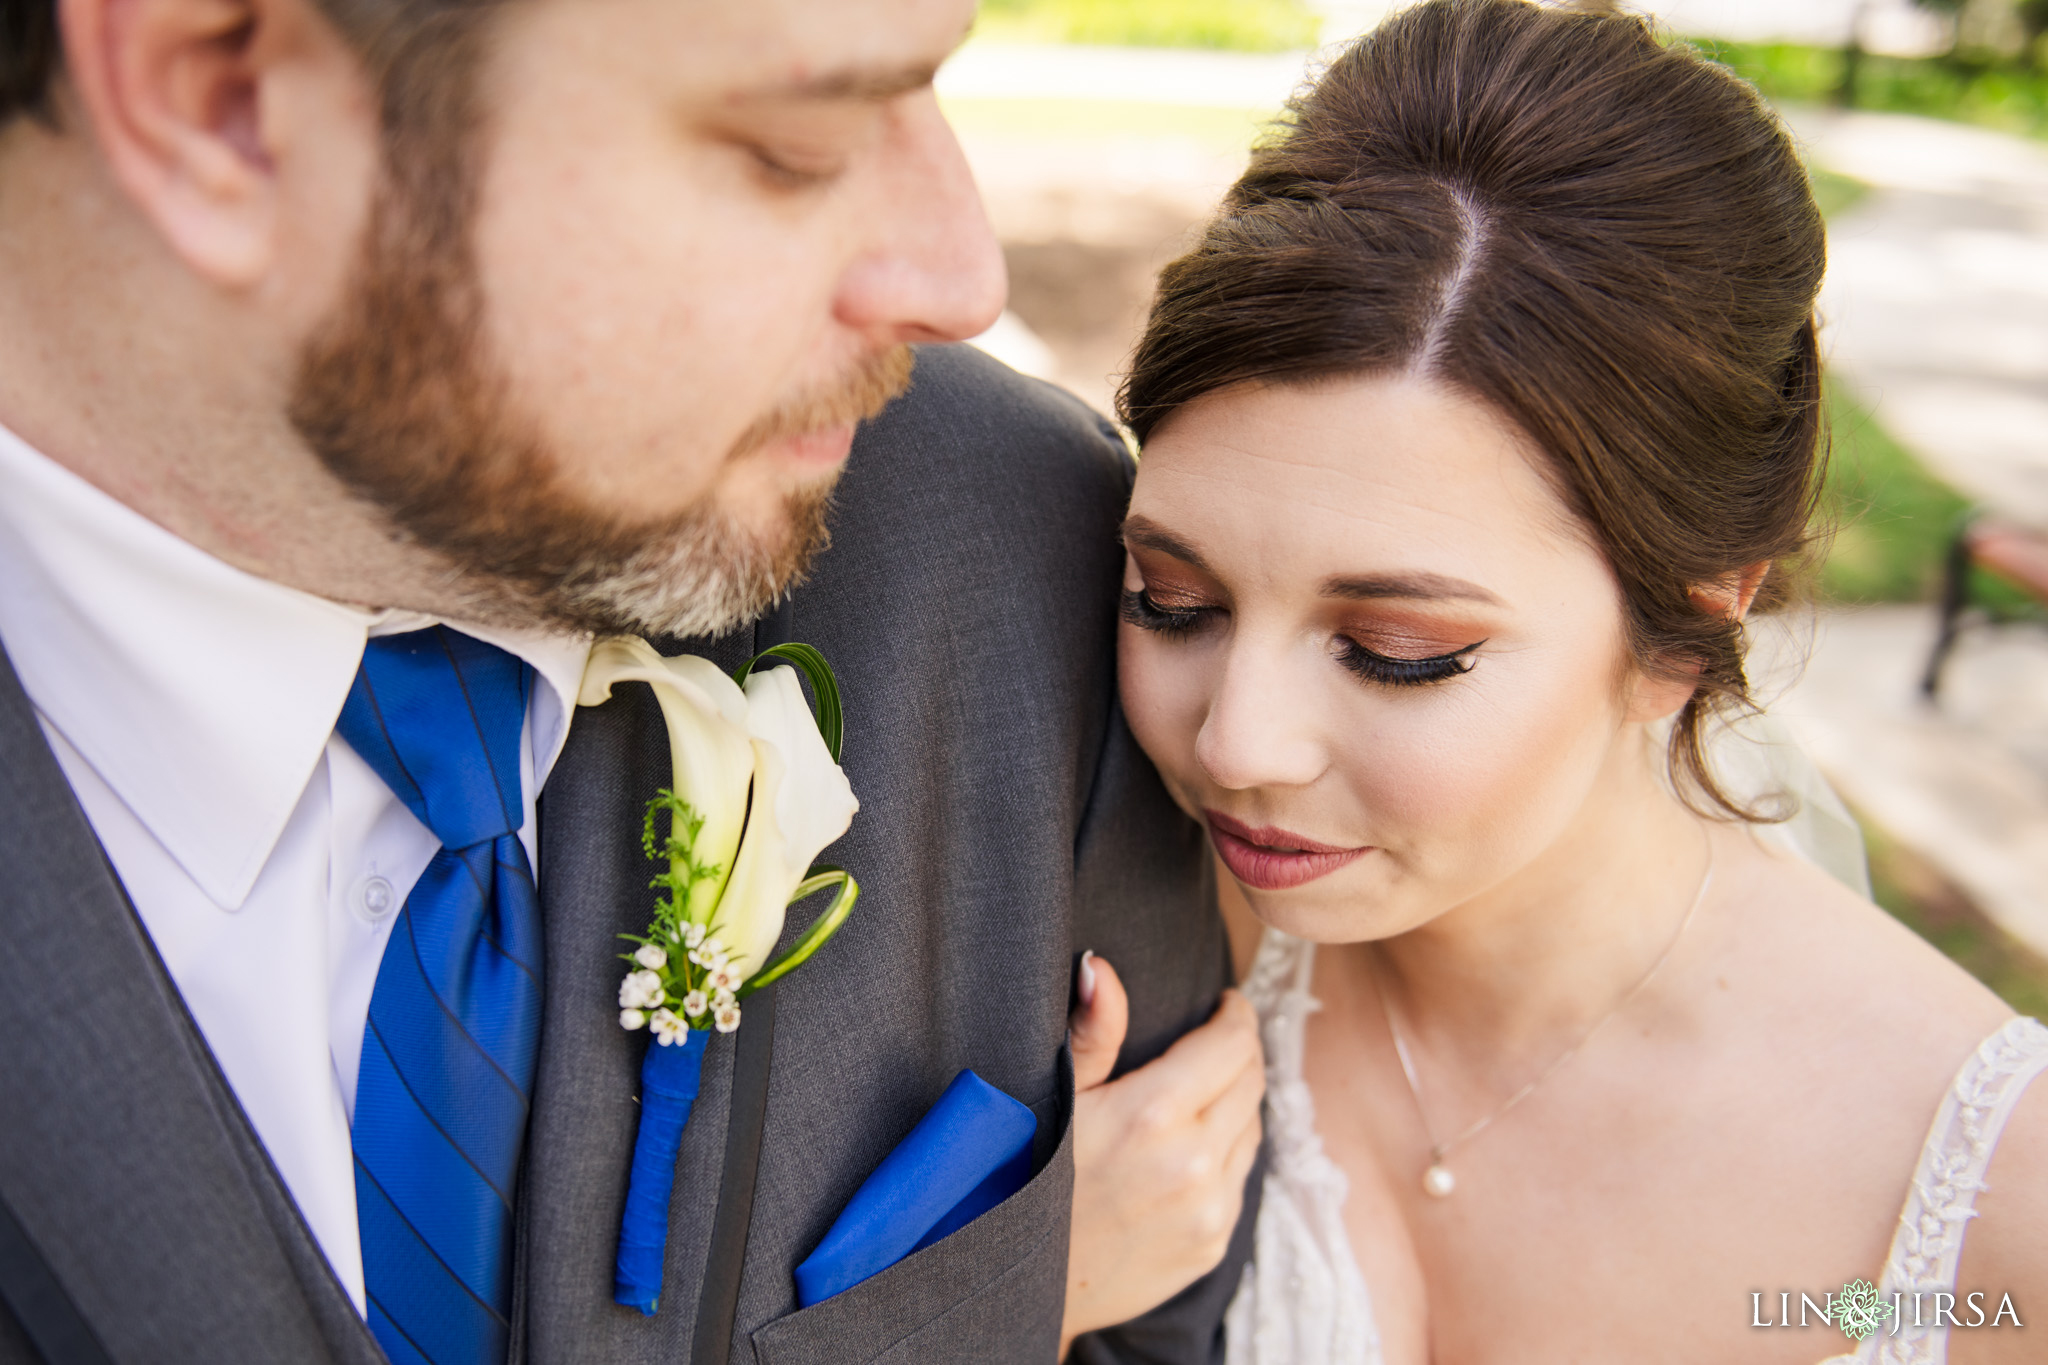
[794,1070,1037,1307]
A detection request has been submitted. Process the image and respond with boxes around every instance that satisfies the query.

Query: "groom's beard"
[290,177,911,640]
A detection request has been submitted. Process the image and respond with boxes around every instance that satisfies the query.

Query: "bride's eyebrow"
[1321,572,1503,606]
[1120,517,1213,572]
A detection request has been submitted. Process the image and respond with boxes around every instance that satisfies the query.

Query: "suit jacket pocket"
[750,1054,1074,1365]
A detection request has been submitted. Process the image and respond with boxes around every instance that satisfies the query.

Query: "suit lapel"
[0,642,382,1364]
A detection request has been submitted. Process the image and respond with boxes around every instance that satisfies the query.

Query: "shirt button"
[356,875,398,925]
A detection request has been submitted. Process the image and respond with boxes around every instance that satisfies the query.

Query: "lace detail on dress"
[1225,930,1384,1365]
[1820,1016,2048,1365]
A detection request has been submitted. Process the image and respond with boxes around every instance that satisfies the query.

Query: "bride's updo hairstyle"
[1119,0,1826,819]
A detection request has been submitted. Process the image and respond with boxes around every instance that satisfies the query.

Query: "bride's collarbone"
[1293,845,2014,1360]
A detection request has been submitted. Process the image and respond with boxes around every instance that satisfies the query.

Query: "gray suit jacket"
[0,345,1253,1365]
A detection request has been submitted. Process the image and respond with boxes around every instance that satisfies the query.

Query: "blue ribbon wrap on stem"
[614,1028,710,1315]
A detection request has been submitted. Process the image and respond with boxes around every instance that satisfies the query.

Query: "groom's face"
[295,0,1002,635]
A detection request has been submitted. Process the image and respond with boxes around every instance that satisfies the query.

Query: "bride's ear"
[1686,560,1772,622]
[1624,560,1771,723]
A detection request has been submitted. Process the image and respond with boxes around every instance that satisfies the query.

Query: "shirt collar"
[0,423,593,910]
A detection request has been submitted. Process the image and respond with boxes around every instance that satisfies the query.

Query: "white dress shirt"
[0,423,592,1314]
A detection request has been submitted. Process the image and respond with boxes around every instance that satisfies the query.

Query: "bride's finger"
[1069,951,1130,1093]
[1195,1036,1266,1135]
[1221,1095,1263,1188]
[1121,989,1262,1119]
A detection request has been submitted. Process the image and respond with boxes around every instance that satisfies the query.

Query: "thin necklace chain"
[1371,836,1717,1179]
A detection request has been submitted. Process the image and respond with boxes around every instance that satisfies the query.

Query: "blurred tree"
[1839,0,1869,106]
[2021,0,2048,65]
[1915,0,2029,62]
[1909,0,1966,59]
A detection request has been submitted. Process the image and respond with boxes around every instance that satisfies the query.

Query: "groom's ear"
[57,0,378,288]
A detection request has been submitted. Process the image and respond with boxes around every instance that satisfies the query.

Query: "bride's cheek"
[1343,663,1628,892]
[1116,627,1208,807]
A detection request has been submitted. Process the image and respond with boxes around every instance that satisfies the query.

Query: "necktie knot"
[336,627,532,849]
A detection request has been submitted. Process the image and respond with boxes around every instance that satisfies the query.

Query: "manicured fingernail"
[1078,950,1098,1007]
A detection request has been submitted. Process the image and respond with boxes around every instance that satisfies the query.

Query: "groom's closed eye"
[701,65,950,194]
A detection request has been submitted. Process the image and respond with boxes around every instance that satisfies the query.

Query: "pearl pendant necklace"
[1373,843,1716,1199]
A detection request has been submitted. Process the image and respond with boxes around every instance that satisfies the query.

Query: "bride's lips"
[1206,810,1370,891]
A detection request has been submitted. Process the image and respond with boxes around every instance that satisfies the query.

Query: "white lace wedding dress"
[1224,929,2048,1365]
[1221,719,2048,1365]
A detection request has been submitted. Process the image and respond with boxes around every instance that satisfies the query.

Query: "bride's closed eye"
[1334,637,1483,688]
[1120,586,1215,638]
[1124,583,1484,689]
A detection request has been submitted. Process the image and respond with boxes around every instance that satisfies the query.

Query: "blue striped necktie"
[337,627,544,1365]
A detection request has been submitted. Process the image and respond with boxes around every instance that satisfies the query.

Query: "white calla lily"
[592,637,862,1322]
[579,636,756,923]
[714,666,860,976]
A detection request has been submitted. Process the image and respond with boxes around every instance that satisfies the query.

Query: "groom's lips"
[1206,810,1369,891]
[771,424,859,471]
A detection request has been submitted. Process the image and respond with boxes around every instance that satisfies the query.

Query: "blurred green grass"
[976,0,1321,51]
[1819,383,1971,603]
[1864,818,2048,1015]
[1804,162,1964,608]
[1694,37,2048,141]
[1817,348,2036,613]
[1807,165,1870,219]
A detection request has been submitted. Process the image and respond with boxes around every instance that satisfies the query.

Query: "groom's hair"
[1121,0,1826,822]
[0,1,60,123]
[1,0,504,133]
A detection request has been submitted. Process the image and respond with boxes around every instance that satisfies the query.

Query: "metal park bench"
[1922,516,2048,699]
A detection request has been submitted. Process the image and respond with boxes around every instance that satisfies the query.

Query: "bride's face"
[1119,371,1669,943]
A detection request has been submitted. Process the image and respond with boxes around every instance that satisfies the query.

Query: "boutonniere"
[578,635,861,1317]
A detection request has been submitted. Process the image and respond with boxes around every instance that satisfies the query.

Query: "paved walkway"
[1756,611,2048,956]
[1775,110,2048,954]
[1792,108,2048,524]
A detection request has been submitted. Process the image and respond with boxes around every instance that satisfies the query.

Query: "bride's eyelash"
[1336,638,1483,688]
[1123,586,1482,687]
[1120,588,1212,638]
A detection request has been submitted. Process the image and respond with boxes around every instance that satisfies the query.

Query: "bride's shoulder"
[1715,824,2012,1059]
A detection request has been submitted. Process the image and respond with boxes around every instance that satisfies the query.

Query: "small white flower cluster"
[647,1007,690,1045]
[616,926,743,1039]
[687,933,744,1032]
[617,967,664,1030]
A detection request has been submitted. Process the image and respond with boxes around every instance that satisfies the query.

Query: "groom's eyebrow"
[1321,572,1503,606]
[745,61,944,103]
[737,22,974,106]
[1120,518,1214,573]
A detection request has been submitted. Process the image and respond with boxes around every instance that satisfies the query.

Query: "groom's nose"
[833,92,1007,346]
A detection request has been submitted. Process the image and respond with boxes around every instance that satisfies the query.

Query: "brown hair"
[0,0,502,131]
[1119,0,1826,820]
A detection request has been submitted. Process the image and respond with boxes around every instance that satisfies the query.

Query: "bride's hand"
[1059,953,1265,1357]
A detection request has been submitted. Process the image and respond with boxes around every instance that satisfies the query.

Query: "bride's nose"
[1193,641,1329,792]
